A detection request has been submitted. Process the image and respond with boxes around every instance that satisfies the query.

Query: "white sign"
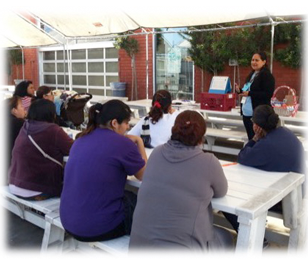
[209,76,231,94]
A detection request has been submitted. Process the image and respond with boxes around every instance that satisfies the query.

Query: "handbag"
[140,116,153,148]
[28,135,63,168]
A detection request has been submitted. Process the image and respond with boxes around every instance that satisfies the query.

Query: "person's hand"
[241,91,249,97]
[235,83,240,93]
[252,126,265,142]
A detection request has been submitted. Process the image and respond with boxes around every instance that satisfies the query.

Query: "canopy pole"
[66,40,72,91]
[142,28,149,99]
[21,46,25,80]
[269,17,276,73]
[63,44,66,90]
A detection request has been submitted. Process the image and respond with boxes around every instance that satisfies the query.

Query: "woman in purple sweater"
[60,100,147,242]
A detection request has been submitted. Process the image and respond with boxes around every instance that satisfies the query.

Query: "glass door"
[155,28,194,100]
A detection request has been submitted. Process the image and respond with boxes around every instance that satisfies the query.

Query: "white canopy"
[31,3,305,38]
[0,10,57,48]
[32,5,266,38]
[1,1,305,48]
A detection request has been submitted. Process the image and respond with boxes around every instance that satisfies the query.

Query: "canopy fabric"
[0,35,18,48]
[0,11,57,48]
[29,2,305,39]
[32,6,267,37]
[33,10,140,38]
[1,1,305,48]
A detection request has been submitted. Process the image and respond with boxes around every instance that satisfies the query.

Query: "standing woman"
[13,80,35,112]
[128,90,180,148]
[60,100,147,242]
[236,52,275,140]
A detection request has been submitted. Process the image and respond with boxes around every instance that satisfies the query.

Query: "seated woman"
[9,99,73,200]
[128,90,180,148]
[238,104,305,174]
[35,85,69,127]
[35,85,55,101]
[13,80,35,112]
[60,100,147,242]
[5,96,26,176]
[223,105,306,245]
[129,110,233,251]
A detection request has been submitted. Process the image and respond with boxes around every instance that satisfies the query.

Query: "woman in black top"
[236,51,275,140]
[6,96,26,176]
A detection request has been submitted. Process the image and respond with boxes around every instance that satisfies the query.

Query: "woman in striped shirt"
[14,80,35,112]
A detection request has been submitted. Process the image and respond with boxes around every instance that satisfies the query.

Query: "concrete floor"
[3,208,289,254]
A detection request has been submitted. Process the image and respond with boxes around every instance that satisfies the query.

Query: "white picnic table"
[89,95,128,105]
[127,156,305,253]
[62,145,306,252]
[61,125,305,252]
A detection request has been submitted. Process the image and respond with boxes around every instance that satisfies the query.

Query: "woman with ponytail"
[128,90,180,148]
[60,100,147,242]
[129,110,234,251]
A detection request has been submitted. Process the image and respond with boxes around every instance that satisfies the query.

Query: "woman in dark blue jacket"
[224,105,305,248]
[236,51,275,140]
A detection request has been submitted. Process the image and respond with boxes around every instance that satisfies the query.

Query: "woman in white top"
[128,90,180,148]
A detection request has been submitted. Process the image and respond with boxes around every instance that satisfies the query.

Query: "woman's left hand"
[252,126,265,142]
[241,91,249,97]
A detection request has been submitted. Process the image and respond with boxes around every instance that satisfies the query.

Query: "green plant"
[188,25,229,75]
[274,23,302,68]
[7,49,25,79]
[187,21,272,72]
[114,35,139,100]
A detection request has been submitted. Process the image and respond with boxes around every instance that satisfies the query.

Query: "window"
[40,43,119,96]
[155,28,194,100]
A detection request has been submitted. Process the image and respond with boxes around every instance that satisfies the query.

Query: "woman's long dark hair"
[14,80,33,97]
[148,90,172,124]
[27,99,56,123]
[77,100,132,138]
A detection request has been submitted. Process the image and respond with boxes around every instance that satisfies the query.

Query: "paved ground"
[4,209,288,254]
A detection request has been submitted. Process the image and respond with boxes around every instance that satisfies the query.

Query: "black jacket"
[239,67,275,115]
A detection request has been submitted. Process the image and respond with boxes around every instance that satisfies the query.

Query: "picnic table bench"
[127,163,306,253]
[1,186,60,229]
[41,210,129,255]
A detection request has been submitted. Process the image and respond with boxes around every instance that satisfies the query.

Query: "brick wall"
[9,48,39,90]
[7,28,302,102]
[119,29,154,100]
[7,12,39,90]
